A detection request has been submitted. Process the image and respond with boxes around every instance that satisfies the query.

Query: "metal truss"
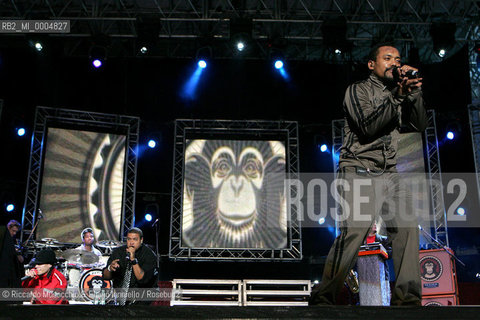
[424,110,448,247]
[331,110,448,246]
[468,103,480,226]
[0,0,478,62]
[20,106,140,243]
[331,119,345,237]
[169,119,301,261]
[470,26,480,101]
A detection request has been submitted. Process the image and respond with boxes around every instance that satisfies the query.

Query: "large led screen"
[37,127,126,243]
[182,139,287,249]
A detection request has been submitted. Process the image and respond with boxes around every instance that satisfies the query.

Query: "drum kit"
[24,238,124,303]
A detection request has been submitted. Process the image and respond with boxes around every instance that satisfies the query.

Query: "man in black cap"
[22,249,69,304]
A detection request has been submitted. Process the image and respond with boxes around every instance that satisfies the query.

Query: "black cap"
[33,249,57,265]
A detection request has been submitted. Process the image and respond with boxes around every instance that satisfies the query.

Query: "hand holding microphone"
[392,65,423,95]
[392,65,420,79]
[126,246,135,261]
[22,268,38,281]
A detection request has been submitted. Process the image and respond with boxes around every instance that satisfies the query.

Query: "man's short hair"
[127,227,143,238]
[368,42,396,62]
[7,220,21,229]
[81,227,94,239]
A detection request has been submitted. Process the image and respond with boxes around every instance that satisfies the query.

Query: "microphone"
[21,275,31,282]
[126,251,131,261]
[21,269,38,281]
[152,218,159,227]
[405,69,420,79]
[392,66,420,80]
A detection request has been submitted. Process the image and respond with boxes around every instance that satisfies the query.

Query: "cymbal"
[56,249,99,265]
[97,240,124,249]
[35,238,64,248]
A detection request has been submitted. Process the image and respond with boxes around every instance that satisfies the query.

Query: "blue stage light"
[181,62,206,100]
[6,204,15,212]
[446,131,454,140]
[320,144,328,152]
[198,60,207,69]
[145,213,153,222]
[148,140,156,148]
[456,207,465,215]
[274,60,284,69]
[92,59,102,68]
[17,128,26,136]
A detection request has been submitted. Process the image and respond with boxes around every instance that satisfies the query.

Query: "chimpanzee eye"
[213,158,231,178]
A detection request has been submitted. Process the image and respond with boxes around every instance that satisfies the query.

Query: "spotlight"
[147,140,157,149]
[320,144,328,152]
[17,128,26,136]
[34,42,43,52]
[145,213,153,222]
[6,203,15,212]
[236,42,245,51]
[198,60,207,69]
[430,23,456,59]
[274,60,284,69]
[318,217,326,225]
[140,46,148,54]
[322,18,351,55]
[89,44,107,69]
[313,280,319,285]
[92,59,102,68]
[456,207,465,215]
[446,131,455,140]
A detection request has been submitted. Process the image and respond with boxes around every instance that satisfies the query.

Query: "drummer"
[75,228,102,257]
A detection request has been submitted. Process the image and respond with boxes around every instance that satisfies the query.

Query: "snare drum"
[78,268,113,303]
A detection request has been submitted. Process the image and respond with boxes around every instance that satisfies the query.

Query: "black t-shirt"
[104,244,157,288]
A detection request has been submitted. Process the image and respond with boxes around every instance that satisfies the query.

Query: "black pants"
[310,167,421,306]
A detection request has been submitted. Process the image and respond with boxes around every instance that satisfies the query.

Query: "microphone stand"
[419,226,466,267]
[152,219,160,271]
[22,209,44,256]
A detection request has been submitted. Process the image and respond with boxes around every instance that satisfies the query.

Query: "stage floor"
[1,305,480,319]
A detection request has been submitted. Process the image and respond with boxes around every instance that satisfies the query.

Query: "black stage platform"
[1,305,479,320]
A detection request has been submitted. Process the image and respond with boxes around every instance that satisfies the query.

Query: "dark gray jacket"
[339,73,427,172]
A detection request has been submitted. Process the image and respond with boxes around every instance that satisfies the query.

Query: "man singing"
[103,227,157,305]
[310,43,427,306]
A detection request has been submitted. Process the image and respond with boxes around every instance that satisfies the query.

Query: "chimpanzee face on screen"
[183,140,287,249]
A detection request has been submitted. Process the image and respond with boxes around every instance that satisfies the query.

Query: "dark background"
[0,43,479,283]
